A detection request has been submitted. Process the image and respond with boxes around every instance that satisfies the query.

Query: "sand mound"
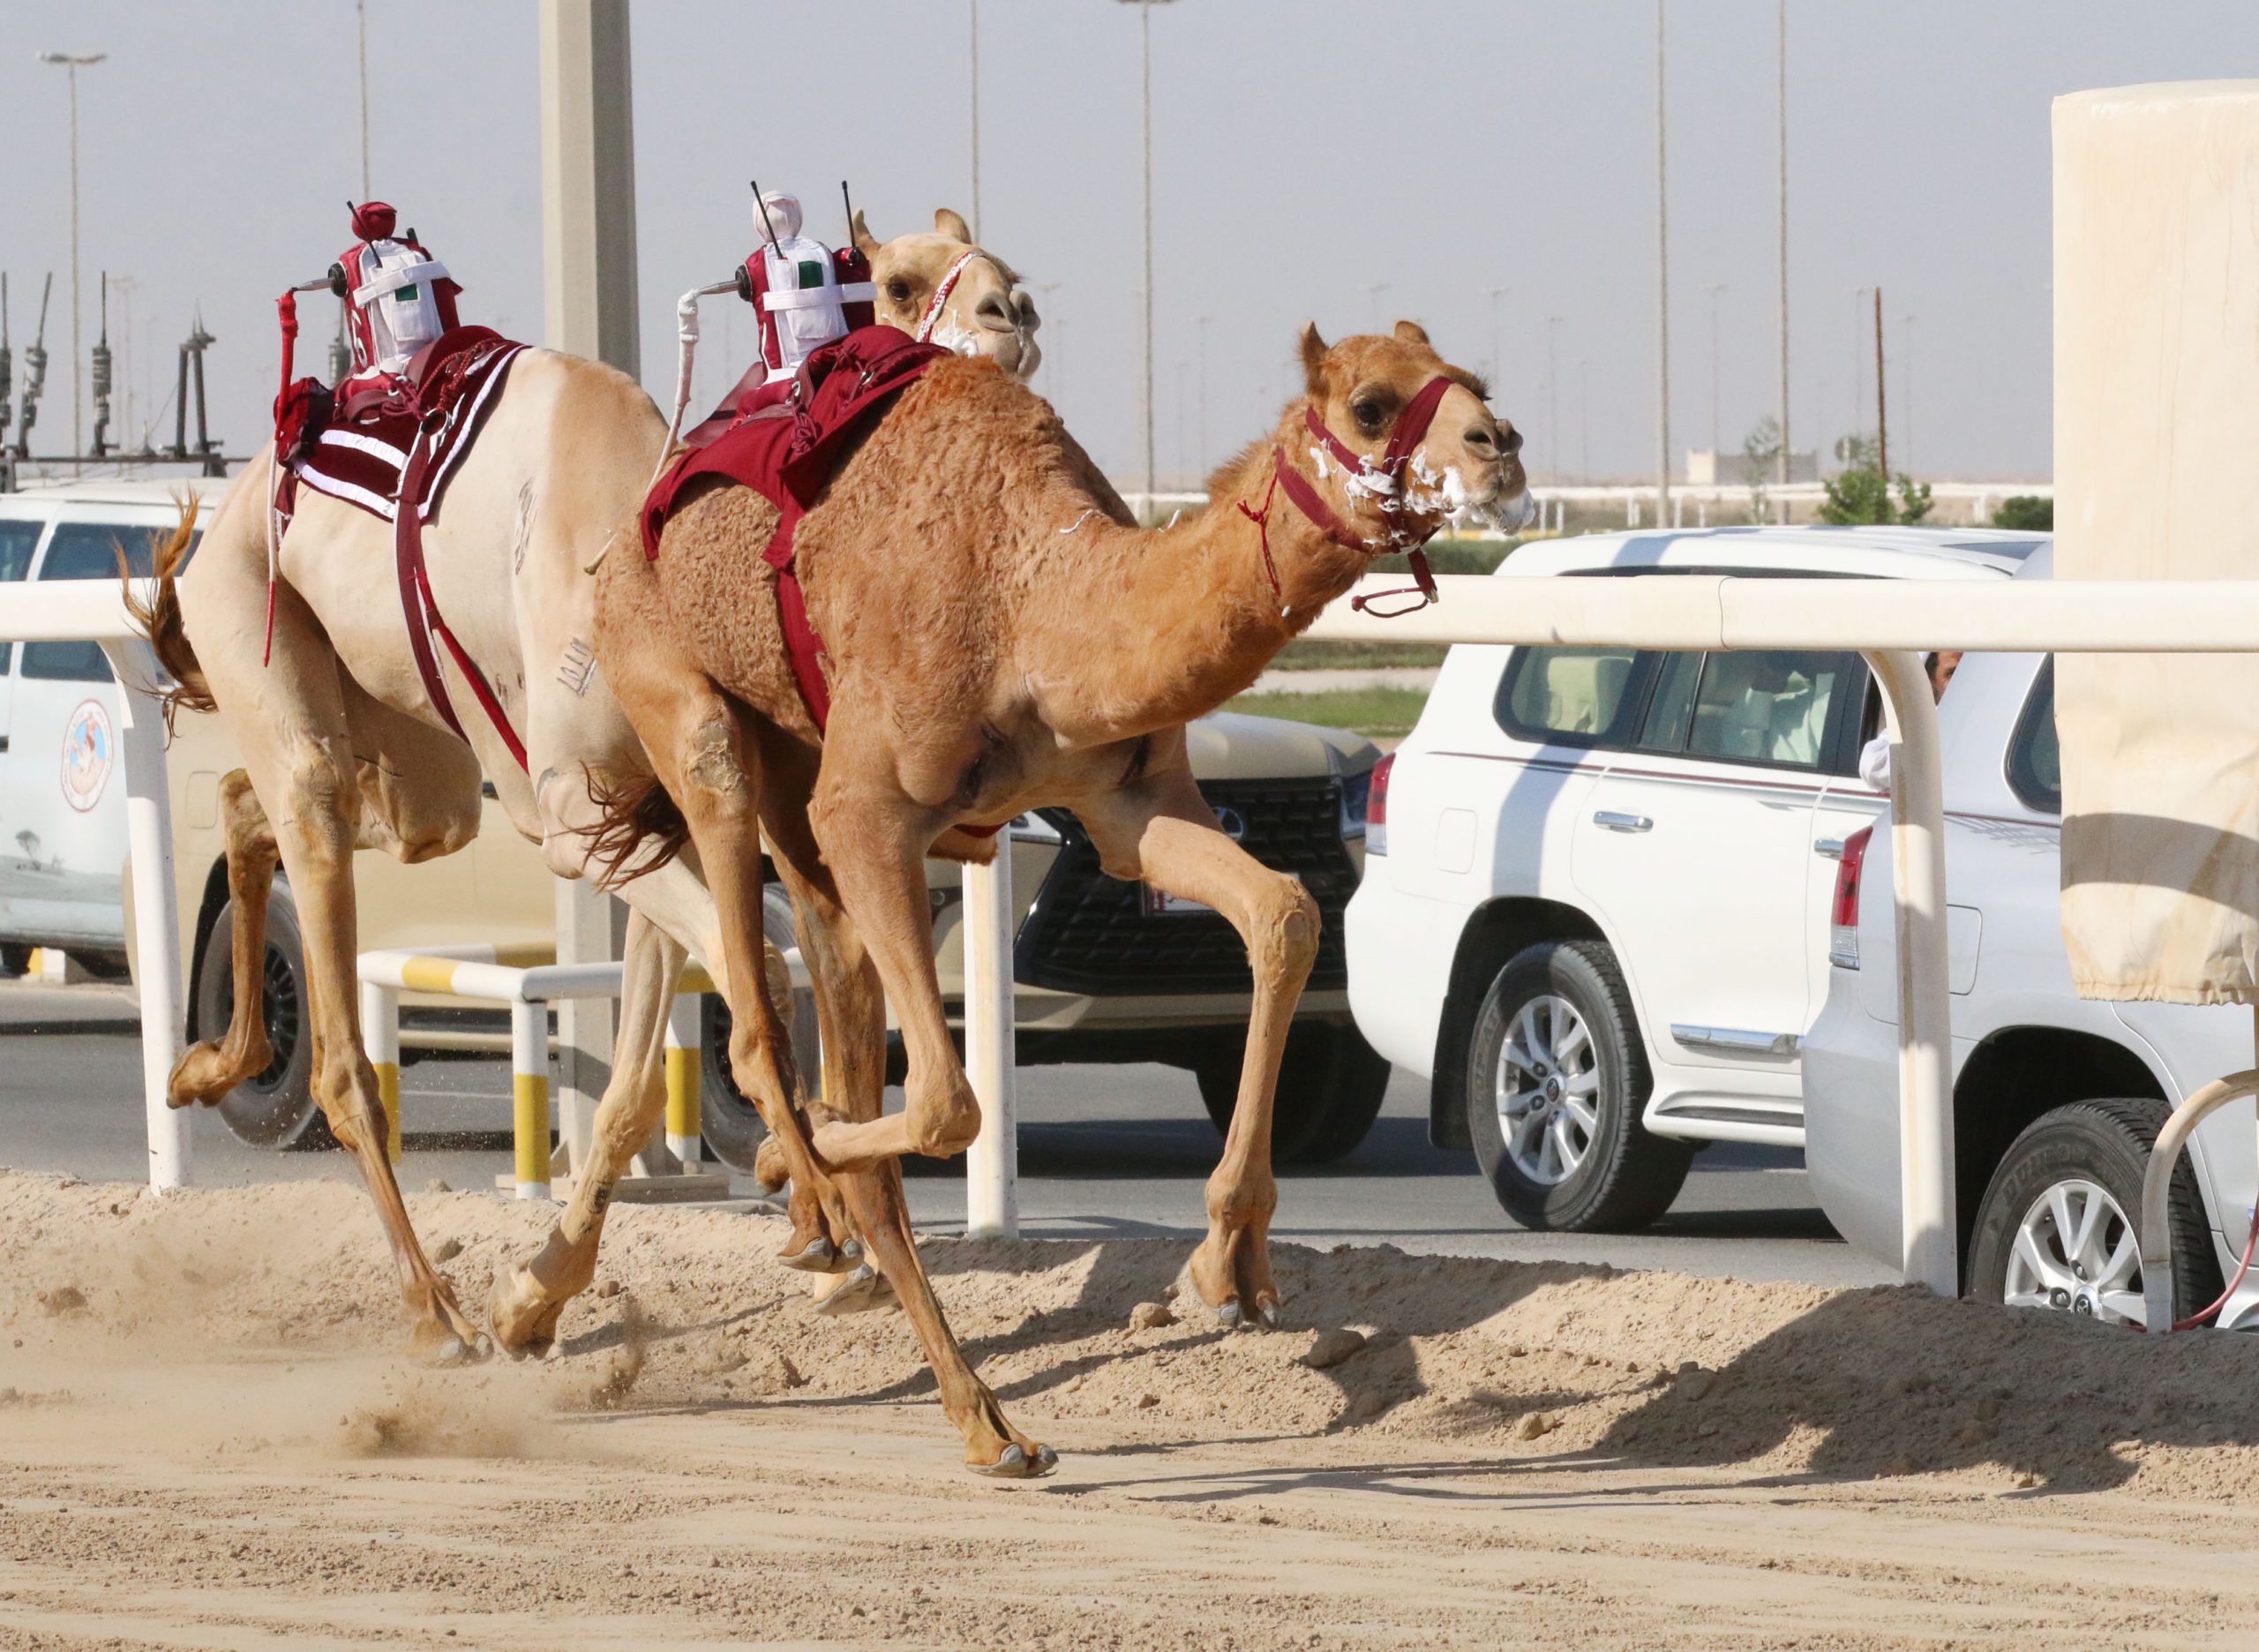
[5,1166,2259,1500]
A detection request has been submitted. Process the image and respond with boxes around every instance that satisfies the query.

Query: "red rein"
[1236,376,1457,620]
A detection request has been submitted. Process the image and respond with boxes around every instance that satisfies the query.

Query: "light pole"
[1901,312,1915,476]
[1546,315,1565,484]
[356,0,371,198]
[1775,0,1790,501]
[1654,0,1672,521]
[1195,313,1210,477]
[1578,357,1591,484]
[1364,282,1389,333]
[1849,285,1873,454]
[1705,281,1726,458]
[968,0,981,239]
[1483,283,1509,401]
[40,49,106,467]
[1116,0,1175,510]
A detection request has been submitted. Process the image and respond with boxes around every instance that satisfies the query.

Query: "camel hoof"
[970,1442,1058,1480]
[814,1263,897,1318]
[433,1335,483,1367]
[778,1235,840,1273]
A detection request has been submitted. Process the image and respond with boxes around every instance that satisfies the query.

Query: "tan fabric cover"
[2056,83,2259,1004]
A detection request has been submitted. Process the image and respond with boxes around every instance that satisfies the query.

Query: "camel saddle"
[642,324,948,732]
[276,326,530,768]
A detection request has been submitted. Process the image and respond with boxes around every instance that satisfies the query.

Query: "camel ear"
[934,206,973,243]
[851,208,880,258]
[1299,323,1329,395]
[1393,319,1431,346]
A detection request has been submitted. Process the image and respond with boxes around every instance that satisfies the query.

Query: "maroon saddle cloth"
[291,327,525,524]
[273,326,530,769]
[642,325,948,732]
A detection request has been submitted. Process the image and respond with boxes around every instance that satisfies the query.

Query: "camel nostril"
[974,292,1017,333]
[1498,424,1524,457]
[1011,290,1040,329]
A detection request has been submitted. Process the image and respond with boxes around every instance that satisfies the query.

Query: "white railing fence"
[13,573,2256,1312]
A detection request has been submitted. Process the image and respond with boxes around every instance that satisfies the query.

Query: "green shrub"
[1991,495,2053,531]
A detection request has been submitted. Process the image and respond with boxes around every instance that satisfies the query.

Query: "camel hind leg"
[489,907,684,1356]
[168,770,280,1108]
[181,568,491,1359]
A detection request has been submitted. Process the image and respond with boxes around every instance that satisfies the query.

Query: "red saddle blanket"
[293,327,524,522]
[642,325,948,732]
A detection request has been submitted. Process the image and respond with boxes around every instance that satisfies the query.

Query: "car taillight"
[1829,824,1874,969]
[1367,753,1395,855]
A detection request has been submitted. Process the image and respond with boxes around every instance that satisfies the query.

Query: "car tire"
[1966,1097,2221,1328]
[1194,1021,1393,1167]
[194,880,333,1151]
[698,883,822,1174]
[1464,939,1691,1232]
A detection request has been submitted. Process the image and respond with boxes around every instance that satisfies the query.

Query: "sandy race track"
[4,1168,2259,1648]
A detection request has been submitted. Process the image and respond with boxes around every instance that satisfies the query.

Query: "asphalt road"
[0,982,1894,1289]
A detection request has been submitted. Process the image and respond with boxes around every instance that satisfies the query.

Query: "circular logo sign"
[61,698,115,814]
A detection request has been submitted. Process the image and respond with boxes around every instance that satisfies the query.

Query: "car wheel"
[195,881,332,1151]
[1464,939,1691,1232]
[698,883,822,1174]
[1194,1021,1394,1167]
[1967,1098,2221,1328]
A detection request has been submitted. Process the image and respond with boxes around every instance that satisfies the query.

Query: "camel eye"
[886,280,912,305]
[1352,400,1385,432]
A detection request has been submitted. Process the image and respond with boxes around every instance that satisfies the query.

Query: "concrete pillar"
[539,0,639,1173]
[539,0,640,373]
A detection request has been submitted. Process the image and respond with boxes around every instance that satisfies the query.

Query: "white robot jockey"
[662,184,877,453]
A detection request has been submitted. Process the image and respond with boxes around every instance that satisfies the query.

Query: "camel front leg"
[800,779,980,1174]
[1077,773,1319,1327]
[490,908,683,1357]
[167,770,278,1106]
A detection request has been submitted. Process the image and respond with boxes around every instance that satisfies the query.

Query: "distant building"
[1685,448,1820,486]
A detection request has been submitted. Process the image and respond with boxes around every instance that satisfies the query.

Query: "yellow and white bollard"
[361,979,402,1164]
[510,998,552,1200]
[665,990,702,1170]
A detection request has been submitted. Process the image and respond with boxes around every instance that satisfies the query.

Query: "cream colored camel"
[596,321,1527,1472]
[133,212,1039,1362]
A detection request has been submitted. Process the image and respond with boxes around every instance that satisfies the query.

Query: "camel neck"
[1026,437,1373,741]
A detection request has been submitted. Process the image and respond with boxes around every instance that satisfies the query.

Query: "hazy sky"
[7,2,2259,488]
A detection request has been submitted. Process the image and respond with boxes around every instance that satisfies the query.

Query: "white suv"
[1346,526,2046,1232]
[1805,544,2259,1328]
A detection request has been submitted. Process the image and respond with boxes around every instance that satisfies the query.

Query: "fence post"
[1865,648,1957,1296]
[361,979,402,1163]
[511,997,553,1200]
[105,642,190,1190]
[665,989,702,1168]
[962,838,1018,1238]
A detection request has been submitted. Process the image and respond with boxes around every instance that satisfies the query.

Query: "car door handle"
[1815,838,1845,860]
[1593,811,1653,834]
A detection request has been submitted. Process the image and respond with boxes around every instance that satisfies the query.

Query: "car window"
[0,517,36,674]
[2007,657,2060,815]
[21,522,181,684]
[1497,645,1648,747]
[38,522,173,580]
[1638,650,1702,751]
[1681,649,1855,771]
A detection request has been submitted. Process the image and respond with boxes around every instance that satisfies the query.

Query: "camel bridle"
[914,250,1002,345]
[1237,374,1459,618]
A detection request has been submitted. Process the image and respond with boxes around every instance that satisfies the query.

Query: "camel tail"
[579,769,691,889]
[119,498,217,732]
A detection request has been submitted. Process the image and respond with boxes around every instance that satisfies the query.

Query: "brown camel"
[131,212,1039,1363]
[596,321,1527,1472]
